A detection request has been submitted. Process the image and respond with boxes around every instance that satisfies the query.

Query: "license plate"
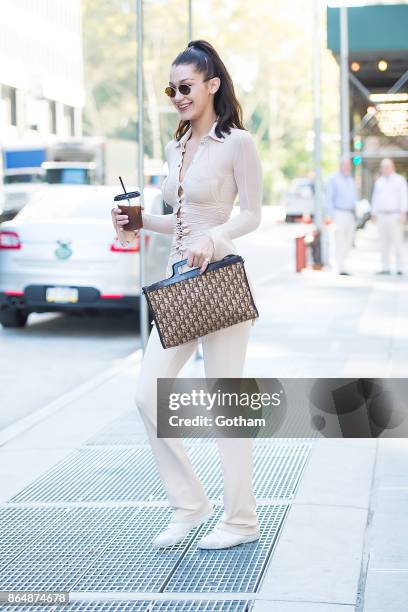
[46,286,79,303]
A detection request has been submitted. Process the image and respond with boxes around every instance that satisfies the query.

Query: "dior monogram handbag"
[142,254,259,349]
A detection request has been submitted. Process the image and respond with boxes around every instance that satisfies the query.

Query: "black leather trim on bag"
[146,254,240,291]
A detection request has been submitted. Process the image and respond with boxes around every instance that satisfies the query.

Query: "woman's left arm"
[203,129,263,258]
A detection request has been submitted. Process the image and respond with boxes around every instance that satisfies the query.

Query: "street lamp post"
[188,0,192,41]
[138,1,193,352]
[187,0,201,363]
[340,6,350,158]
[312,0,324,264]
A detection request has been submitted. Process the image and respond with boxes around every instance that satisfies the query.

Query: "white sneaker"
[196,526,260,549]
[152,510,213,548]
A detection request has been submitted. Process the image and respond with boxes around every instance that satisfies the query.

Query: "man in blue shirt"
[325,157,358,275]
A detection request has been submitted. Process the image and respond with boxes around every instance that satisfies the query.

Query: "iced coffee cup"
[114,188,143,231]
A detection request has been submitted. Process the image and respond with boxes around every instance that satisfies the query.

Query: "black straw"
[118,175,131,207]
[118,176,127,194]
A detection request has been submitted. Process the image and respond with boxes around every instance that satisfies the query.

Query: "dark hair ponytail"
[172,40,245,141]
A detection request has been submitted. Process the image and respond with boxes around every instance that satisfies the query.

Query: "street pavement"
[0,214,407,610]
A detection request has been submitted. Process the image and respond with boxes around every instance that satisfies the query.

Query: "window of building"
[64,104,75,136]
[49,100,57,134]
[2,85,17,126]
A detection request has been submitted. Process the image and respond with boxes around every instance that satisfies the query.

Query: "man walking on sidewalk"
[326,156,358,276]
[371,158,408,276]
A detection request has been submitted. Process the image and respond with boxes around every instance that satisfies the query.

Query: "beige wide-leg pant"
[333,209,356,272]
[134,318,259,536]
[377,212,404,272]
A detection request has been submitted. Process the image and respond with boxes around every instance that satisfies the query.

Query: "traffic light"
[353,136,363,166]
[354,136,363,150]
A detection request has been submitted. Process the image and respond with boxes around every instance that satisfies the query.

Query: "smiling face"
[168,63,220,120]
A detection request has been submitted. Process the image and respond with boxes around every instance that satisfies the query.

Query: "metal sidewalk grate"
[71,506,217,592]
[0,507,137,592]
[162,505,287,593]
[61,600,252,611]
[1,507,222,593]
[0,505,286,594]
[71,505,286,594]
[9,444,311,504]
[85,410,149,446]
[252,443,311,499]
[9,448,160,503]
[0,601,254,611]
[1,407,312,606]
[0,507,67,569]
[152,443,311,501]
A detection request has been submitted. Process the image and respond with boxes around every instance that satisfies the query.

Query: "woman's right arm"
[112,141,175,245]
[112,201,175,244]
[142,209,175,234]
[111,142,174,244]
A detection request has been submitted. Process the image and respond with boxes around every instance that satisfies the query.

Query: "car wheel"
[0,309,29,328]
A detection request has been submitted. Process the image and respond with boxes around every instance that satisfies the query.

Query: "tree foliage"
[82,0,340,203]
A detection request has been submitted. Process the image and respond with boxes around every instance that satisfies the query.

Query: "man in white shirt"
[325,157,358,275]
[371,158,408,275]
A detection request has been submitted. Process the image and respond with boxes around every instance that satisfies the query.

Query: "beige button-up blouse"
[121,118,263,325]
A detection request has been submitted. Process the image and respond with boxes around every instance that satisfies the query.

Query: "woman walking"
[111,40,263,549]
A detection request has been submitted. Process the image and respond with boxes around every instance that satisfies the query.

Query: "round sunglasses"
[164,75,217,98]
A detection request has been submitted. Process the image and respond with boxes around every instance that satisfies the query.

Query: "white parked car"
[0,185,171,327]
[3,167,46,220]
[284,178,314,222]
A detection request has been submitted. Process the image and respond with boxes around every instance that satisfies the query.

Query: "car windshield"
[290,180,312,192]
[45,168,91,185]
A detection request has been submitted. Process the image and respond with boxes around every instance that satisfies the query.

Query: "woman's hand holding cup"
[111,205,144,246]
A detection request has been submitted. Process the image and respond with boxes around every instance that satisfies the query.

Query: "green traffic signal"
[354,137,363,150]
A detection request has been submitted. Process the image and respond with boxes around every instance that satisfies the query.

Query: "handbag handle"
[171,258,191,277]
[171,254,237,278]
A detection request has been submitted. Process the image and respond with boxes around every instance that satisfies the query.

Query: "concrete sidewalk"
[0,219,407,610]
[181,219,408,610]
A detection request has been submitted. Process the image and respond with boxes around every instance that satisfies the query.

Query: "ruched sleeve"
[203,129,262,259]
[141,207,175,234]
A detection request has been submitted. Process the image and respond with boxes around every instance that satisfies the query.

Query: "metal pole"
[188,0,192,41]
[187,0,202,362]
[137,0,148,352]
[340,5,350,157]
[312,0,323,241]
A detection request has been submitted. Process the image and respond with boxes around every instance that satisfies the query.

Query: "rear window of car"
[16,187,160,221]
[16,189,116,221]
